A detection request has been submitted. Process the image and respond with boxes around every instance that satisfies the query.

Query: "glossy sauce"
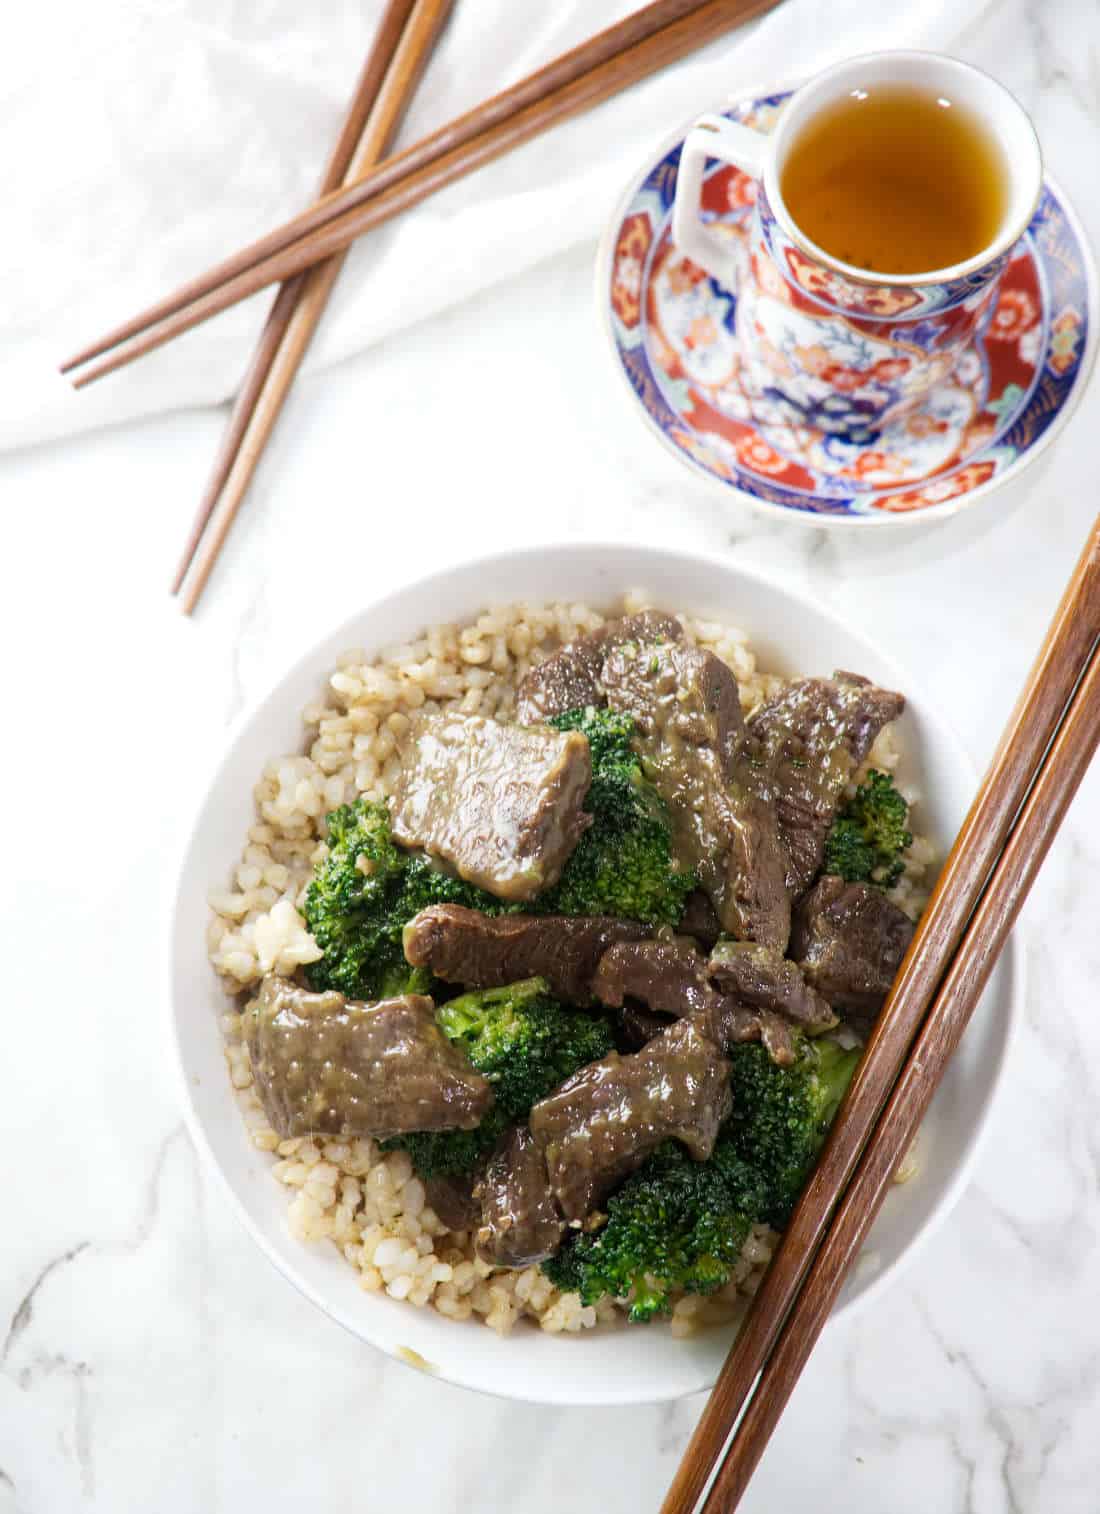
[246,978,492,1140]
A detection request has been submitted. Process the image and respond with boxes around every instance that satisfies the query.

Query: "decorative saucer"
[597,91,1098,524]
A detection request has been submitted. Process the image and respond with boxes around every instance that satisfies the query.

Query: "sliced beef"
[616,1003,675,1050]
[592,936,723,1018]
[515,610,684,723]
[678,889,723,950]
[403,904,647,1005]
[605,636,745,768]
[592,937,795,1066]
[602,641,790,950]
[424,1173,481,1233]
[718,1002,795,1066]
[745,672,905,898]
[791,876,915,1023]
[246,977,492,1141]
[708,940,837,1034]
[529,1016,731,1222]
[475,1125,564,1268]
[389,714,592,903]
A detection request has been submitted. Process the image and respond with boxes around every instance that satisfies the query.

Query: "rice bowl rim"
[165,540,1021,1405]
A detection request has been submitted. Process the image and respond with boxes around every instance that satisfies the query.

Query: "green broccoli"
[390,1112,510,1181]
[723,1035,861,1227]
[436,978,614,1113]
[302,798,510,1001]
[539,707,695,926]
[385,978,615,1178]
[545,1035,860,1320]
[389,1111,510,1181]
[544,1138,768,1322]
[823,769,912,889]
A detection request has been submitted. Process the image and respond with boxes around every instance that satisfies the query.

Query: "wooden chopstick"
[172,0,454,609]
[170,0,419,597]
[64,0,777,386]
[661,517,1100,1514]
[700,626,1100,1512]
[61,0,729,376]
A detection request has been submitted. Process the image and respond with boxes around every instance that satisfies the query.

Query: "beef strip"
[423,1173,482,1233]
[616,1003,675,1050]
[403,904,648,1005]
[246,976,492,1141]
[529,1016,732,1221]
[475,1125,565,1267]
[515,610,684,723]
[389,713,592,903]
[602,641,790,950]
[707,939,837,1034]
[745,672,906,898]
[791,875,915,1023]
[592,937,795,1066]
[678,889,723,950]
[592,936,718,1016]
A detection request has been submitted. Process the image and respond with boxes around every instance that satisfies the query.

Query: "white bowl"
[168,543,1019,1405]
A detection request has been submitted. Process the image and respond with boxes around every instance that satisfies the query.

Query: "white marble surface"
[4,1,1100,1509]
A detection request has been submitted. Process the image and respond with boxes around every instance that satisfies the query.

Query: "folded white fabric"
[3,0,986,451]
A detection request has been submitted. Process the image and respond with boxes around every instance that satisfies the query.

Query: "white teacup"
[671,52,1042,438]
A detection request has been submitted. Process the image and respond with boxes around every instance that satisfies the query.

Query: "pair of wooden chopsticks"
[74,0,779,613]
[64,0,774,391]
[170,0,455,610]
[663,517,1100,1513]
[70,0,779,613]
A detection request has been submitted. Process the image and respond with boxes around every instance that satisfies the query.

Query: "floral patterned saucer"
[597,91,1097,524]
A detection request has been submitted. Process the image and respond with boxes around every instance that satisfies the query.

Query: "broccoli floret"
[385,978,615,1179]
[539,707,695,926]
[301,799,405,998]
[544,1139,768,1322]
[543,1036,860,1318]
[823,770,913,889]
[302,798,509,1001]
[436,978,615,1114]
[393,1113,510,1181]
[551,704,637,772]
[723,1035,861,1226]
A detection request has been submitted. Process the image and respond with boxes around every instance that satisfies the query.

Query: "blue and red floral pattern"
[756,185,1010,320]
[604,92,1095,520]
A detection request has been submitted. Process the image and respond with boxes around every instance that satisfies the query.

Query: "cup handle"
[672,112,769,283]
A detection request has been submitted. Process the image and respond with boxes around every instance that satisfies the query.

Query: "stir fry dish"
[219,604,925,1331]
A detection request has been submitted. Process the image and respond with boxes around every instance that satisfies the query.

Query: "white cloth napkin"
[3,0,988,451]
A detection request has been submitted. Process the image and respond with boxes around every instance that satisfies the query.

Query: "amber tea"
[779,85,1009,275]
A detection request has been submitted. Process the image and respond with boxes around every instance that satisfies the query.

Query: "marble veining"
[3,0,1100,1509]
